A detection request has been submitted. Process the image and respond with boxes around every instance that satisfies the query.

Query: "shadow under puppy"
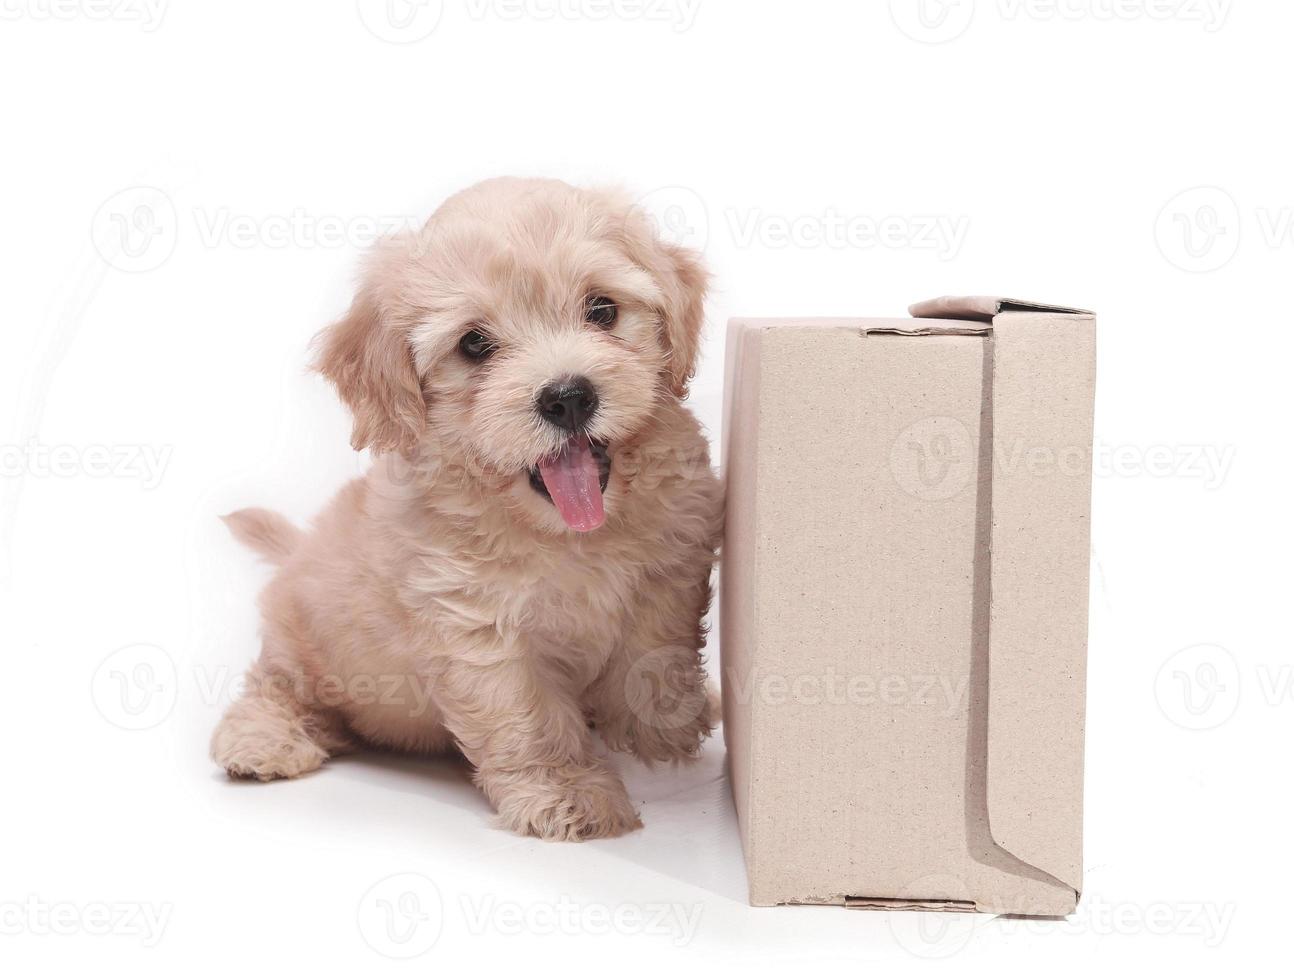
[211,178,723,841]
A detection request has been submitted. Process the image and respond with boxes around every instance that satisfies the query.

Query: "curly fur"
[211,178,723,841]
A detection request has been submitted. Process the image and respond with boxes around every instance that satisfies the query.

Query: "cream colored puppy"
[211,178,722,841]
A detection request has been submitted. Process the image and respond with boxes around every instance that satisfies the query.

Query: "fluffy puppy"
[211,178,723,841]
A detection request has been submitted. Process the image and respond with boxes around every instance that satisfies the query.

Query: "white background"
[0,0,1285,975]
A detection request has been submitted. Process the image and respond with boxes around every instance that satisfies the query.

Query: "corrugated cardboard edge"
[720,318,764,894]
[845,898,978,913]
[980,304,1095,911]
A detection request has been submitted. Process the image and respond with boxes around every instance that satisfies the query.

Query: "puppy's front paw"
[610,652,714,764]
[598,697,713,764]
[210,707,328,781]
[622,709,712,765]
[490,763,641,841]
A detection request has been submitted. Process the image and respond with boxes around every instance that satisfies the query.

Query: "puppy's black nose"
[536,377,599,433]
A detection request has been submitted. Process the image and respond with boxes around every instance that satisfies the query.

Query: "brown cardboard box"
[720,297,1096,916]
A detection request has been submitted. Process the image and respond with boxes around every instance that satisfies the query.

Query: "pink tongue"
[537,436,605,532]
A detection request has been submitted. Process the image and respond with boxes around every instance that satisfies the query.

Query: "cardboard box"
[720,297,1095,916]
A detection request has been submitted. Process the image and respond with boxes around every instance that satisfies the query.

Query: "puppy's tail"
[221,508,303,565]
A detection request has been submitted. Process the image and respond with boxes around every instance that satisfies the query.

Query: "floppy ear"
[313,283,425,455]
[606,190,710,398]
[653,240,709,398]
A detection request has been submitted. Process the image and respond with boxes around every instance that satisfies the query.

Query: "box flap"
[983,308,1096,901]
[909,296,1093,322]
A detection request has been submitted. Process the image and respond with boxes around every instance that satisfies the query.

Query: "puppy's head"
[315,178,708,534]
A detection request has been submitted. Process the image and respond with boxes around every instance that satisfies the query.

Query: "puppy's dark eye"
[584,295,618,329]
[458,329,495,361]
